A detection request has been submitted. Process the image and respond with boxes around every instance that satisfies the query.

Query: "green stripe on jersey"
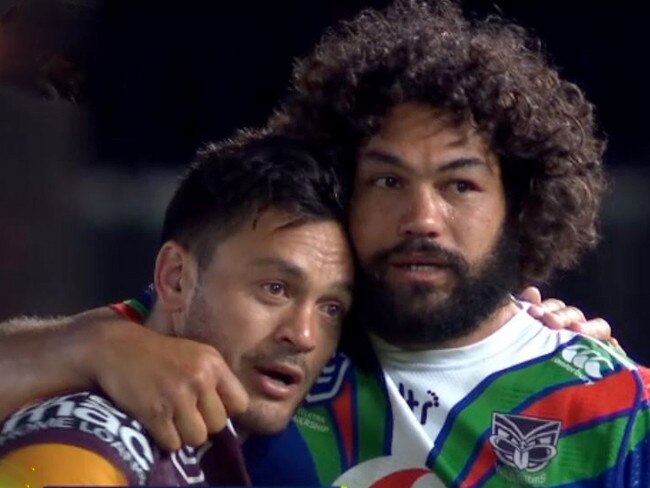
[628,403,650,453]
[356,367,390,462]
[123,297,149,321]
[294,405,342,484]
[432,349,581,479]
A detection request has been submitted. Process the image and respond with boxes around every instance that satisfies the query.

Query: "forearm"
[0,307,117,420]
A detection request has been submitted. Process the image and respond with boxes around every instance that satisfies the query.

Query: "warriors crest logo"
[489,413,562,473]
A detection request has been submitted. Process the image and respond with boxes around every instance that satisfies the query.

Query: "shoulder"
[516,336,649,426]
[638,365,650,402]
[555,335,642,380]
[0,391,159,485]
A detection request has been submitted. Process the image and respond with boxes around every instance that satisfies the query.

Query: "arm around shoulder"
[0,302,249,454]
[0,307,133,421]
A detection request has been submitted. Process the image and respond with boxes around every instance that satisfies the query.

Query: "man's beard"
[356,229,521,347]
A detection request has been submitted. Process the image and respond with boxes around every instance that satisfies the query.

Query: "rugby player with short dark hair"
[0,135,354,485]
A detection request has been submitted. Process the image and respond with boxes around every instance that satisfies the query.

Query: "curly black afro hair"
[270,0,607,286]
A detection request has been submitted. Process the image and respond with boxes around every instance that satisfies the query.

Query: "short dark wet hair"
[161,131,346,268]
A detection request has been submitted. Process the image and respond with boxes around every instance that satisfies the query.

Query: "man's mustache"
[370,238,468,276]
[245,348,309,378]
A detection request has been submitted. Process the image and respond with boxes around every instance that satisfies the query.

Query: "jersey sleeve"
[0,443,128,486]
[109,283,155,324]
[621,365,650,485]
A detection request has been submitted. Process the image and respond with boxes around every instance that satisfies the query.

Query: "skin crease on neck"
[147,208,354,440]
[350,102,520,350]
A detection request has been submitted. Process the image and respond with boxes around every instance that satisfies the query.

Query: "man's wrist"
[68,308,129,390]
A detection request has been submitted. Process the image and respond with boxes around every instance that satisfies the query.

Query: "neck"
[144,303,175,335]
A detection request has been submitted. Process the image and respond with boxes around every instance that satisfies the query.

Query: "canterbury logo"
[561,345,614,379]
[489,413,562,473]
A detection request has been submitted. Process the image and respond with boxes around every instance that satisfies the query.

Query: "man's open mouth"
[393,263,446,271]
[389,253,450,271]
[256,364,303,387]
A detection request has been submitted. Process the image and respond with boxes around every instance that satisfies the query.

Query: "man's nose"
[397,185,445,238]
[275,305,317,353]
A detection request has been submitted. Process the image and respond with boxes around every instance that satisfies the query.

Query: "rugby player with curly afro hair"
[1,3,645,487]
[272,0,607,287]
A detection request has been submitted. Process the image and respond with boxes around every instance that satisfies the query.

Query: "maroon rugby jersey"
[0,391,251,485]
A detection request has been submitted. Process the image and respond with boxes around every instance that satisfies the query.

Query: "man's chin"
[363,281,489,346]
[389,285,455,312]
[362,228,520,347]
[233,400,295,437]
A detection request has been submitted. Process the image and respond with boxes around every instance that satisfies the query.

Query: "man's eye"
[453,180,476,193]
[373,176,402,189]
[262,282,287,297]
[321,302,345,319]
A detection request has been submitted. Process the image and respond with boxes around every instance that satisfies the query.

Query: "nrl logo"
[489,413,562,473]
[304,353,350,404]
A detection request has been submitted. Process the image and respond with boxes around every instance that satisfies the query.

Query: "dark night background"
[0,0,648,363]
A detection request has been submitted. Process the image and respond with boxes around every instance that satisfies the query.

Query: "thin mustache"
[378,238,466,272]
[247,350,308,375]
[389,238,452,255]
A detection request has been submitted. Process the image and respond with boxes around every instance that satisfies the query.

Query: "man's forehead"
[357,102,498,171]
[210,209,353,288]
[236,208,351,259]
[251,208,339,236]
[358,103,486,148]
[244,219,355,296]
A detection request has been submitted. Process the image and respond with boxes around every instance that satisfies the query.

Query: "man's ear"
[154,241,198,313]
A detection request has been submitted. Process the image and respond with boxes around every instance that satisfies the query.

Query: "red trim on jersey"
[521,369,638,427]
[370,468,430,488]
[109,302,144,325]
[461,369,638,487]
[332,381,355,467]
